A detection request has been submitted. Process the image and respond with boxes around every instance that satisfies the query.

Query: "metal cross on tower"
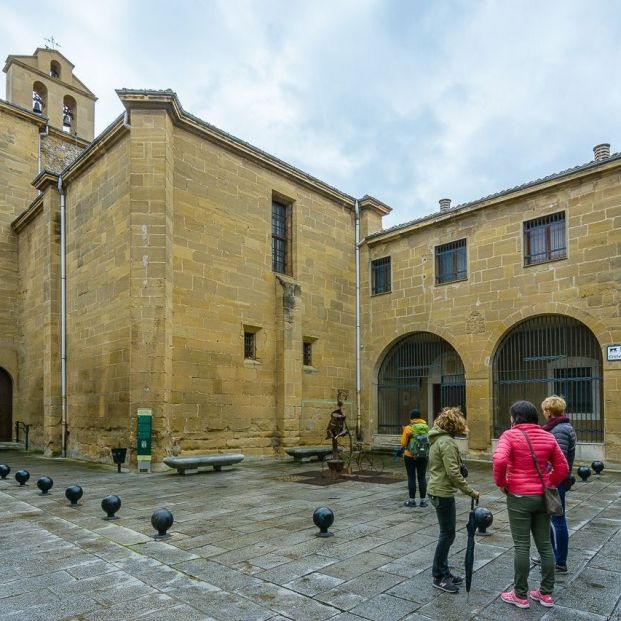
[44,36,62,50]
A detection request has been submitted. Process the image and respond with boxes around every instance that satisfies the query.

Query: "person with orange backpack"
[400,409,430,507]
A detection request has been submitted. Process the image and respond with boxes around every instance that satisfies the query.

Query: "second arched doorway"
[377,332,466,434]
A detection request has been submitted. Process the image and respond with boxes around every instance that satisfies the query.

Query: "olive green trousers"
[506,493,555,598]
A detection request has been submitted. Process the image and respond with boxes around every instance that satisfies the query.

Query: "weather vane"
[44,36,62,50]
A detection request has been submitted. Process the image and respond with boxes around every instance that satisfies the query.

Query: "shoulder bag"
[517,429,563,517]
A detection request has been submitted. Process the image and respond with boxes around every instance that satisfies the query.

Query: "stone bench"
[285,447,333,463]
[163,454,244,475]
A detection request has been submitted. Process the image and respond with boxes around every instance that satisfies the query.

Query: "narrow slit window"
[272,199,290,274]
[303,342,312,366]
[244,332,256,360]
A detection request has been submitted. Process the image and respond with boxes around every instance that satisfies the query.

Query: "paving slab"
[0,449,619,620]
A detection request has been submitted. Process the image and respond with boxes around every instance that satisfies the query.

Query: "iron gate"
[378,332,466,434]
[493,315,603,442]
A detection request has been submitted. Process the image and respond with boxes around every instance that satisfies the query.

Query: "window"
[371,257,391,295]
[244,332,256,360]
[272,199,290,274]
[524,212,566,265]
[435,239,467,284]
[303,342,312,366]
[50,61,61,79]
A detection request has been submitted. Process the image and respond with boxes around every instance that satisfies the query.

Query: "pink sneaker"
[501,591,530,608]
[530,590,554,607]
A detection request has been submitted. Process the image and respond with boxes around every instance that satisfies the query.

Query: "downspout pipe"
[355,199,362,441]
[58,176,67,457]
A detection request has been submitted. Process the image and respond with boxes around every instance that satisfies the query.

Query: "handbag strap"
[517,428,546,486]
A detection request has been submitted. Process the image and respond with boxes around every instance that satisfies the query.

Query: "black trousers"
[430,495,456,579]
[403,455,428,499]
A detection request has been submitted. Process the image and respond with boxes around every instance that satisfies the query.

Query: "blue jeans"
[404,456,427,499]
[430,495,456,579]
[550,485,568,565]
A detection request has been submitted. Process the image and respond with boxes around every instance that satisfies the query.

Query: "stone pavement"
[0,449,620,621]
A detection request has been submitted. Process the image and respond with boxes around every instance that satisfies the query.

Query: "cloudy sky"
[2,0,620,226]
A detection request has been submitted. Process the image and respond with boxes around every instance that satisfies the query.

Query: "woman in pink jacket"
[493,400,568,609]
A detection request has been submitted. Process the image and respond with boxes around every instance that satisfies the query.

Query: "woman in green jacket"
[427,407,480,594]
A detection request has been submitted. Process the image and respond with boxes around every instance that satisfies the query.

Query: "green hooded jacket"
[427,426,477,498]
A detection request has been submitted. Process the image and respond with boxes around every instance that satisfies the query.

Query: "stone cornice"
[3,56,97,101]
[0,98,48,128]
[11,193,44,233]
[359,194,392,216]
[60,116,127,183]
[116,89,363,209]
[32,169,59,192]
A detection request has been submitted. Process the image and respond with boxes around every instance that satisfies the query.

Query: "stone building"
[1,47,619,465]
[361,148,621,462]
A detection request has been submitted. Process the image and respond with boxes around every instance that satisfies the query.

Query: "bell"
[33,98,42,114]
[63,112,72,128]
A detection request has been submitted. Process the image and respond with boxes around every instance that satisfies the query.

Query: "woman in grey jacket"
[541,395,576,572]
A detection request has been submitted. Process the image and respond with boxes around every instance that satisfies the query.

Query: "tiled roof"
[368,151,621,240]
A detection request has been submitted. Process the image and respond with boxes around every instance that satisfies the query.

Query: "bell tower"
[3,45,97,141]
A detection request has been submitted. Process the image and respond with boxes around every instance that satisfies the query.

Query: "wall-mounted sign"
[607,345,621,361]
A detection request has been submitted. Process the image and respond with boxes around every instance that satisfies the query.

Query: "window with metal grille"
[554,367,593,414]
[371,257,391,295]
[303,342,312,366]
[272,200,290,274]
[435,239,467,284]
[244,332,256,360]
[524,212,566,265]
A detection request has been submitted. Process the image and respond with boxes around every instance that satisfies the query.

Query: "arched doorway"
[377,332,466,433]
[0,368,13,441]
[492,315,603,442]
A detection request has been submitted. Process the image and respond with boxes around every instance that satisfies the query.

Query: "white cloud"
[2,0,620,227]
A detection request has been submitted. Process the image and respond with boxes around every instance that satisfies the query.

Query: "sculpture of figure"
[326,401,348,459]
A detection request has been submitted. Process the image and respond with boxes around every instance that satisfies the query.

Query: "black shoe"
[433,577,459,593]
[419,499,428,507]
[555,564,568,573]
[403,500,417,507]
[448,573,463,585]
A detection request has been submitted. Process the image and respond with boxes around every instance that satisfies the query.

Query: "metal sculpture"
[15,469,30,486]
[151,508,174,540]
[577,465,591,482]
[0,464,10,480]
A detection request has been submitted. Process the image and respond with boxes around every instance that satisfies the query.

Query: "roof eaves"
[368,151,621,241]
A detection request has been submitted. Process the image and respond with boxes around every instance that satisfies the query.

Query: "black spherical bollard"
[65,485,83,506]
[37,476,54,495]
[474,506,494,536]
[312,506,335,538]
[577,465,591,482]
[591,461,604,477]
[15,469,30,486]
[151,508,174,540]
[0,464,10,480]
[101,495,121,520]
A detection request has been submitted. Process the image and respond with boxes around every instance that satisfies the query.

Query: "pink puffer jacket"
[493,423,569,495]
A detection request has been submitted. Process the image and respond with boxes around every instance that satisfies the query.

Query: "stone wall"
[64,137,131,460]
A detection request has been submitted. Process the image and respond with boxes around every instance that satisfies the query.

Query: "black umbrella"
[465,497,478,601]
